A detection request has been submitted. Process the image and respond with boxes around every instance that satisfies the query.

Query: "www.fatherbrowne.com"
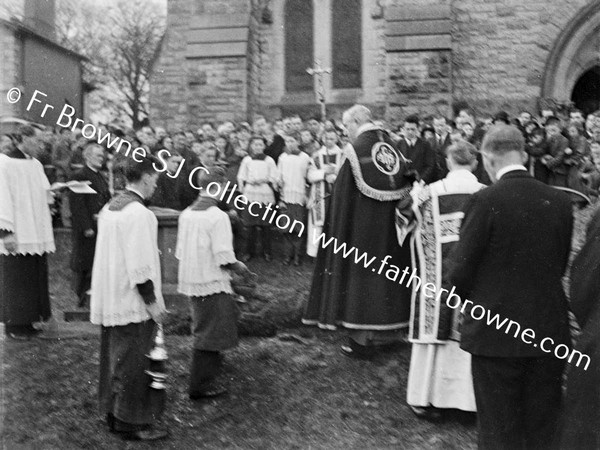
[197,178,589,371]
[309,228,591,372]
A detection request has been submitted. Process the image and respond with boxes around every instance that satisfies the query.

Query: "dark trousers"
[471,354,565,450]
[244,226,272,256]
[285,234,303,258]
[189,349,221,395]
[99,321,163,426]
[0,254,51,326]
[73,269,91,306]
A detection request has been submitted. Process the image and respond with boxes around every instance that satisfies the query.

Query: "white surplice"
[90,200,164,327]
[0,154,55,255]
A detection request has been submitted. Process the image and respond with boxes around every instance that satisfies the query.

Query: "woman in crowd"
[567,120,591,193]
[215,135,231,160]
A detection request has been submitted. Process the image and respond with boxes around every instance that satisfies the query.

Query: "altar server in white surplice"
[0,126,55,340]
[90,156,168,441]
[396,141,483,419]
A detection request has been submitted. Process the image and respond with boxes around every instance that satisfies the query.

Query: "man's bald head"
[480,125,527,183]
[83,142,105,170]
[481,124,525,156]
[343,105,372,124]
[342,104,372,140]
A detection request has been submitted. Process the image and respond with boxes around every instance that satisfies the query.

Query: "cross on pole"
[307,59,331,122]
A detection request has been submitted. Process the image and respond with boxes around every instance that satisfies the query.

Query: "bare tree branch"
[56,0,165,128]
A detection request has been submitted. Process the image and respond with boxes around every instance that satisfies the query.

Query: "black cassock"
[560,207,600,449]
[304,125,415,331]
[69,166,111,299]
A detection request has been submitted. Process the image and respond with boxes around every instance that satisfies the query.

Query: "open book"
[49,181,97,194]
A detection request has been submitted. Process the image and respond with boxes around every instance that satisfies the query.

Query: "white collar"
[86,164,98,173]
[496,164,527,180]
[446,168,477,179]
[125,186,146,200]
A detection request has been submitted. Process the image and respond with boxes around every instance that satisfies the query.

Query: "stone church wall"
[451,0,590,115]
[150,0,597,127]
[151,0,251,129]
[0,25,20,119]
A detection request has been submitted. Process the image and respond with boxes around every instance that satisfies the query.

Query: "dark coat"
[265,134,285,163]
[177,149,202,209]
[448,170,573,357]
[396,137,436,184]
[472,152,492,185]
[434,133,452,180]
[527,140,550,183]
[69,166,111,271]
[149,172,182,210]
[560,206,600,449]
[546,133,570,187]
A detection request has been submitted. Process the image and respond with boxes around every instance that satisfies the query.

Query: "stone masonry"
[150,0,599,127]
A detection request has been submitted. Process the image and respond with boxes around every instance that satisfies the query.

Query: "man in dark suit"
[433,116,452,180]
[448,125,573,449]
[70,142,111,307]
[396,115,436,184]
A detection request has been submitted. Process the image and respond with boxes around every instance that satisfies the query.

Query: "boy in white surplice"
[177,167,253,399]
[91,156,168,441]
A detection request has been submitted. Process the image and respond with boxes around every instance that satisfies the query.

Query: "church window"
[285,0,314,92]
[331,0,362,89]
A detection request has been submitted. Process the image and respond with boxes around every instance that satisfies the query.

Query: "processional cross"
[306,59,331,121]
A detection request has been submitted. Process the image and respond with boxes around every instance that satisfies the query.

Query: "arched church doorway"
[571,66,600,115]
[541,2,600,107]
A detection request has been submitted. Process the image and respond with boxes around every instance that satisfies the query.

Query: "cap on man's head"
[493,111,510,125]
[481,125,525,155]
[545,116,562,127]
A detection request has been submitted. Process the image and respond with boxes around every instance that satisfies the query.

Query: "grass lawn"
[1,206,594,449]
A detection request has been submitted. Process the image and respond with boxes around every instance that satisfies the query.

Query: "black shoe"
[189,385,228,400]
[283,256,292,265]
[7,332,32,341]
[6,325,40,340]
[264,253,272,262]
[77,293,90,308]
[106,413,116,432]
[410,405,443,422]
[293,255,301,266]
[340,344,374,360]
[121,427,169,441]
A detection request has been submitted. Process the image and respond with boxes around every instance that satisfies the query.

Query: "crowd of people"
[2,105,600,260]
[2,103,600,446]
